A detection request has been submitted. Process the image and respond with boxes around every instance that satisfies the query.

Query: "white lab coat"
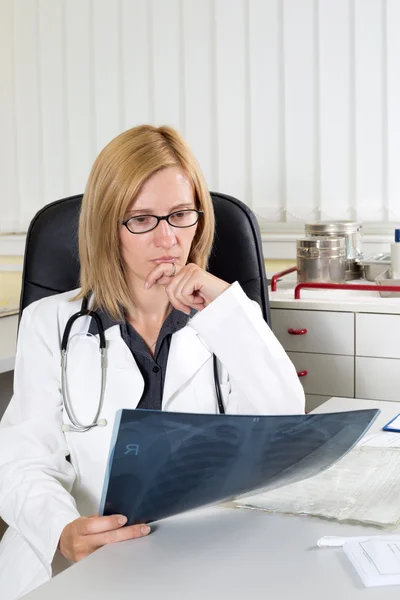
[0,282,305,599]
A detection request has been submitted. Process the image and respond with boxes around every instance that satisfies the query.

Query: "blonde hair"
[74,125,215,320]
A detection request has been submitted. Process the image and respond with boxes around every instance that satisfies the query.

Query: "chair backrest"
[19,192,270,323]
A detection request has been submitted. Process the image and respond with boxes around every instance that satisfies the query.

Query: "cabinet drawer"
[356,313,400,359]
[305,394,332,412]
[356,357,400,401]
[271,309,354,355]
[288,352,354,397]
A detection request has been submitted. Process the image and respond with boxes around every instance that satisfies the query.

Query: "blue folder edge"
[382,412,400,433]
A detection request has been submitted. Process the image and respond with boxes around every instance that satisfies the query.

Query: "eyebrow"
[126,203,195,216]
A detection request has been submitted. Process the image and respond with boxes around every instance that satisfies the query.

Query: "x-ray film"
[99,408,379,525]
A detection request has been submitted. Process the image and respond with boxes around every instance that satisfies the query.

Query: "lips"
[152,257,178,262]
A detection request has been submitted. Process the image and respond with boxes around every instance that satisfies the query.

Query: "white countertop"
[270,274,400,313]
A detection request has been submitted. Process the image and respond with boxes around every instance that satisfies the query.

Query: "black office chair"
[19,192,270,324]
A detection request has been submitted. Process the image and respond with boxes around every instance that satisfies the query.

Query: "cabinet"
[356,313,400,359]
[272,309,354,355]
[287,352,354,397]
[271,305,400,408]
[271,308,355,410]
[305,394,334,412]
[356,357,400,401]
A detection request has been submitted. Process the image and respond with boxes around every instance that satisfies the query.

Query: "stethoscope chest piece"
[62,418,108,433]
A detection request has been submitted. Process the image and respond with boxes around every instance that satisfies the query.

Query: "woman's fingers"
[169,266,208,311]
[145,262,177,289]
[165,268,196,314]
[188,293,206,311]
[60,515,151,562]
[76,514,128,536]
[165,284,191,314]
[90,523,151,549]
[145,263,194,313]
[145,263,209,314]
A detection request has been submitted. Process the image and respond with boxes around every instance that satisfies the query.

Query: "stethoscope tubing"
[61,295,108,432]
[61,295,225,432]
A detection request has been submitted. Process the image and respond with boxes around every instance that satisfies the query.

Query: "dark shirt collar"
[87,305,121,335]
[88,304,196,338]
[121,307,192,359]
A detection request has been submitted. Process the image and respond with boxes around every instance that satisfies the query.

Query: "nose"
[153,219,177,249]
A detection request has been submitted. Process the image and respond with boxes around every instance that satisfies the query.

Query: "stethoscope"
[61,296,225,433]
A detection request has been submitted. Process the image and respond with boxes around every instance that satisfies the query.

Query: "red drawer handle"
[297,370,308,378]
[288,328,308,335]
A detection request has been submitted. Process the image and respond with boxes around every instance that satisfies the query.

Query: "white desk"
[24,397,400,599]
[0,314,17,373]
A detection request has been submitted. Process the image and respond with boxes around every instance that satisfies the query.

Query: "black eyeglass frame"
[122,209,204,234]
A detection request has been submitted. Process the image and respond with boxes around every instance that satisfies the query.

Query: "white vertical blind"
[13,0,43,229]
[1,0,400,233]
[152,0,183,129]
[0,0,18,233]
[38,0,68,206]
[354,0,384,222]
[64,0,94,197]
[93,0,123,153]
[181,0,215,188]
[318,0,352,222]
[283,0,317,223]
[121,0,153,128]
[214,0,249,204]
[386,0,400,222]
[248,0,283,220]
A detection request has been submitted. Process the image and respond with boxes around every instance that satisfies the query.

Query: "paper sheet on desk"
[356,431,400,448]
[234,445,400,527]
[344,539,400,586]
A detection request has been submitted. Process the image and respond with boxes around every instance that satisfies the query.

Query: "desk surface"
[24,397,400,599]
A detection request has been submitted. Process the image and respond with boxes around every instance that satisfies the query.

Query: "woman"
[0,125,305,599]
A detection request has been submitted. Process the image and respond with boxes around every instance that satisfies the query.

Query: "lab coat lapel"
[103,326,145,408]
[162,326,211,409]
[95,323,146,405]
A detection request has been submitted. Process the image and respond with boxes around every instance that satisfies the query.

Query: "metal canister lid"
[297,236,346,250]
[305,220,362,235]
[297,236,346,258]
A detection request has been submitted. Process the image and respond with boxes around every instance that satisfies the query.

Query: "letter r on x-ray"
[124,444,140,455]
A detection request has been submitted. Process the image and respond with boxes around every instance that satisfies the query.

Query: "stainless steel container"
[297,237,346,284]
[362,253,391,281]
[304,221,363,280]
[375,268,400,298]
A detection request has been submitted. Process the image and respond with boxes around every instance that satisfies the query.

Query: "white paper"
[344,540,400,586]
[356,431,400,448]
[235,446,400,527]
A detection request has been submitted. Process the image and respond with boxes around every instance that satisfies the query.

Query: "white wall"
[1,0,400,235]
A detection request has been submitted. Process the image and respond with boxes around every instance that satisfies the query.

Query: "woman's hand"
[145,262,230,314]
[59,514,150,562]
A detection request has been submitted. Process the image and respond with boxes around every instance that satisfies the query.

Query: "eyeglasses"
[122,209,204,234]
